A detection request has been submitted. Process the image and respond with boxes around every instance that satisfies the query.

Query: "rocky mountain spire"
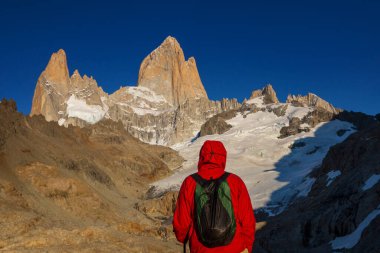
[42,49,70,94]
[29,44,238,145]
[30,49,70,121]
[137,36,208,106]
[249,84,280,104]
[30,49,107,122]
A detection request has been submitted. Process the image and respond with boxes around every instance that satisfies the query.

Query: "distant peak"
[162,35,179,44]
[249,84,279,104]
[43,48,70,85]
[157,36,182,52]
[265,83,274,89]
[57,48,66,56]
[49,49,67,63]
[72,69,80,76]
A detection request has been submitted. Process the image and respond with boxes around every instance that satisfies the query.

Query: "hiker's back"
[191,172,236,248]
[173,140,256,253]
[174,172,255,253]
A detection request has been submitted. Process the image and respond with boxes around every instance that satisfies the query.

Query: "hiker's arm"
[238,180,256,253]
[173,177,192,243]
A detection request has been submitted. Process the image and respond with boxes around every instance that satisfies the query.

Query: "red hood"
[197,140,227,180]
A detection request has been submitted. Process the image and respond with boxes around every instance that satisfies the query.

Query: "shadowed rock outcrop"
[255,114,380,253]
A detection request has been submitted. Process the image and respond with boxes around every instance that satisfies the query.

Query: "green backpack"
[191,172,236,248]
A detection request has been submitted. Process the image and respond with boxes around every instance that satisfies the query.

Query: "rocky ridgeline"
[30,37,239,145]
[200,84,342,139]
[30,36,344,146]
[287,93,339,114]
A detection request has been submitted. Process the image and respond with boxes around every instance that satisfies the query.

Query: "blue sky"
[0,0,379,115]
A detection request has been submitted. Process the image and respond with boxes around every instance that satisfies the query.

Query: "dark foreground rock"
[255,119,380,253]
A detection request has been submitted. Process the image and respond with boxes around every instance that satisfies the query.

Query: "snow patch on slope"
[153,106,354,215]
[326,170,342,187]
[58,118,66,126]
[66,95,107,124]
[362,174,380,191]
[296,177,316,197]
[125,86,167,103]
[330,204,380,250]
[246,96,265,107]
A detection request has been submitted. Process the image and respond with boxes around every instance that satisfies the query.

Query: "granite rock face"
[30,49,69,122]
[30,39,240,145]
[30,49,108,123]
[138,36,208,106]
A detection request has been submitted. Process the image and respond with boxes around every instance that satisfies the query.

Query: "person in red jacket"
[173,140,256,253]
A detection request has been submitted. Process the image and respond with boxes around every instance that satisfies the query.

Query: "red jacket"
[173,140,256,253]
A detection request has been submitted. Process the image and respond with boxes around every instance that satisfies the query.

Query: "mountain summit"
[249,84,280,104]
[30,49,70,121]
[29,41,238,145]
[30,49,107,122]
[138,36,208,106]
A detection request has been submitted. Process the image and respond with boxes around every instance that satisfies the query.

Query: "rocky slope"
[30,37,239,145]
[150,87,380,252]
[25,36,380,252]
[153,87,354,217]
[0,98,184,252]
[254,114,380,252]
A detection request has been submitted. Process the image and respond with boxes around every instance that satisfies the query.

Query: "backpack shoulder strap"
[217,172,230,184]
[191,172,230,187]
[191,173,208,188]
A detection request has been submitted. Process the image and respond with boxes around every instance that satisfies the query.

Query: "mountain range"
[1,36,379,252]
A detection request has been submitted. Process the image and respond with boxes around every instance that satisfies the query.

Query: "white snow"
[330,204,380,250]
[111,86,171,116]
[66,95,107,124]
[246,96,265,107]
[131,107,162,116]
[154,106,354,215]
[326,170,342,187]
[285,105,313,120]
[125,86,167,103]
[362,174,380,191]
[296,177,316,197]
[58,118,66,126]
[116,102,165,116]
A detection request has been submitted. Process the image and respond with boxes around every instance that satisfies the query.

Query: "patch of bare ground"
[0,99,183,252]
